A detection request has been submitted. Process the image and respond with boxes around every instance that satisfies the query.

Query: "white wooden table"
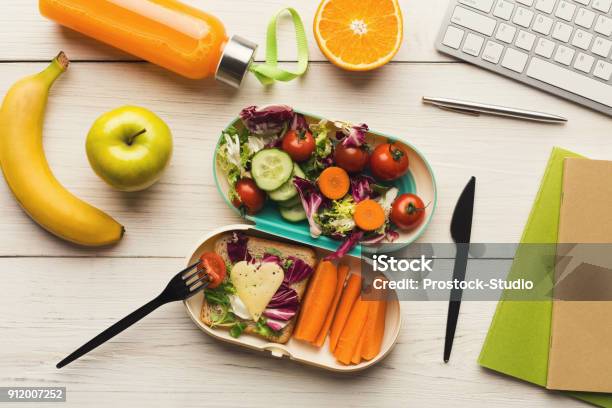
[1,1,609,406]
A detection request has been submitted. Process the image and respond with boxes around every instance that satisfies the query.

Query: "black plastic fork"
[56,261,210,369]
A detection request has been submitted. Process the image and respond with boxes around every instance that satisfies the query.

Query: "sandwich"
[200,232,317,344]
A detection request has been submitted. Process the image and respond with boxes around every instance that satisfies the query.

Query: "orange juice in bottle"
[39,0,258,87]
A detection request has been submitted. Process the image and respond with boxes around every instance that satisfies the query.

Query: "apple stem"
[127,129,146,145]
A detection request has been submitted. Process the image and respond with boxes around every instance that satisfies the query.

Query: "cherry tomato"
[232,178,266,215]
[333,145,369,173]
[199,252,227,289]
[369,143,410,181]
[390,193,426,231]
[282,129,315,162]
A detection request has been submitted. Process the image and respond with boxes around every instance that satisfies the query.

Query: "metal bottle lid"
[215,35,258,88]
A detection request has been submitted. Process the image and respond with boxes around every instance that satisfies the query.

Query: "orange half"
[314,0,403,71]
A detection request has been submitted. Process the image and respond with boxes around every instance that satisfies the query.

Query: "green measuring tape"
[249,7,310,85]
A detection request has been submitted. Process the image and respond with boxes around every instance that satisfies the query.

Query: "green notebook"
[478,147,612,407]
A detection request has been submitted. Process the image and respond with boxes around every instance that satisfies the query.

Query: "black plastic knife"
[444,176,476,363]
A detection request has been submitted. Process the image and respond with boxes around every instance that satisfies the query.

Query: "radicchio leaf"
[361,227,400,246]
[350,175,376,203]
[325,230,364,261]
[240,105,294,136]
[284,256,314,284]
[264,308,298,321]
[264,284,299,329]
[386,229,400,242]
[337,122,369,148]
[293,177,324,238]
[262,253,281,265]
[291,113,309,133]
[265,318,290,331]
[226,232,252,263]
[266,284,299,309]
[360,233,386,245]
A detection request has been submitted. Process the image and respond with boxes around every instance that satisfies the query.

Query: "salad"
[217,105,427,259]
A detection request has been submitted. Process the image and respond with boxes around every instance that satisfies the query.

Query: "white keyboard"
[436,0,612,116]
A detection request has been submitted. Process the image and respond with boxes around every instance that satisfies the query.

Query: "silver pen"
[422,96,567,123]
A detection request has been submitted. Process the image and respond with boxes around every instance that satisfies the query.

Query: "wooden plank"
[0,257,582,407]
[0,61,610,257]
[1,0,452,63]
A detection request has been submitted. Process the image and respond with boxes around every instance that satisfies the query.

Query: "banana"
[0,52,124,246]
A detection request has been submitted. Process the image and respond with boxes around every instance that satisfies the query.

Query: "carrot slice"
[334,298,370,365]
[353,199,385,231]
[312,264,350,347]
[362,300,387,361]
[351,329,366,364]
[318,166,350,200]
[293,261,338,342]
[329,273,361,352]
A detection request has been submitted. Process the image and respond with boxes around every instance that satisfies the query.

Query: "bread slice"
[200,233,317,344]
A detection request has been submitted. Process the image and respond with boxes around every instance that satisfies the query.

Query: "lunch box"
[212,109,437,256]
[184,109,436,371]
[184,224,403,372]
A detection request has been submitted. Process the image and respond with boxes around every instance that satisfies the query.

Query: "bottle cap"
[215,35,258,88]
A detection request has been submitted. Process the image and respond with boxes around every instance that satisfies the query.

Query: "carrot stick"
[312,264,350,347]
[354,199,385,231]
[361,300,387,361]
[351,329,366,364]
[293,260,338,342]
[334,298,370,365]
[318,166,350,200]
[329,273,361,352]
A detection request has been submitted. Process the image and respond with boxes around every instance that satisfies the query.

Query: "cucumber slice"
[251,149,293,191]
[277,195,301,208]
[269,164,306,201]
[280,204,307,222]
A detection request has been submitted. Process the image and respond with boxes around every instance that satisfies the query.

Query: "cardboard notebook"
[478,148,612,407]
[547,159,612,393]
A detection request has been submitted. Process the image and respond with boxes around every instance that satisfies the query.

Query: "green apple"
[86,106,173,192]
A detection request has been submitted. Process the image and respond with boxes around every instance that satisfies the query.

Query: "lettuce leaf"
[316,196,356,237]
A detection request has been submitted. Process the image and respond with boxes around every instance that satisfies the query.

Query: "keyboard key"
[592,37,612,58]
[502,48,529,72]
[592,0,612,13]
[459,0,495,12]
[463,33,485,55]
[533,14,554,34]
[554,45,576,64]
[451,6,498,36]
[535,37,556,57]
[513,7,535,27]
[517,0,534,5]
[573,0,590,5]
[575,8,596,29]
[594,15,612,37]
[571,29,593,50]
[443,26,465,49]
[482,40,504,63]
[496,23,517,43]
[593,60,612,81]
[555,1,576,21]
[526,58,612,107]
[574,52,595,72]
[535,0,557,13]
[552,21,573,42]
[493,0,515,20]
[516,30,537,50]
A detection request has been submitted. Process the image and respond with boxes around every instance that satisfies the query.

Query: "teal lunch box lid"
[212,108,438,257]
